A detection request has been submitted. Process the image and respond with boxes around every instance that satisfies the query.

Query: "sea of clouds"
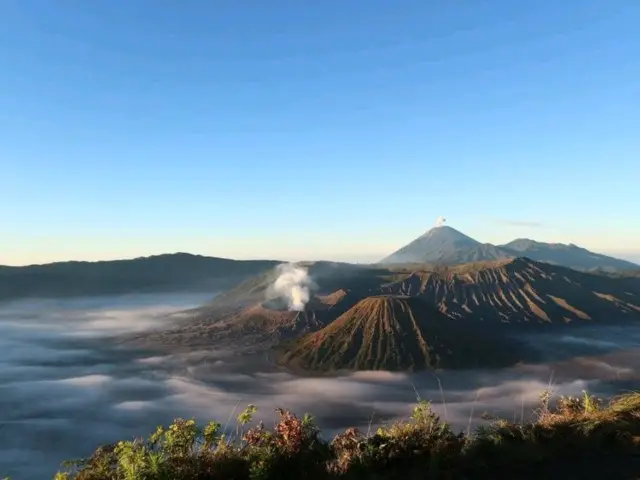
[1,293,639,479]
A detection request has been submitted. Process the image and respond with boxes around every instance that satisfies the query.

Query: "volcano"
[379,225,513,265]
[132,257,640,370]
[276,295,530,372]
[136,287,359,350]
[379,223,638,272]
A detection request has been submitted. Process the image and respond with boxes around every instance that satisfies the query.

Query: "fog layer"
[1,294,638,479]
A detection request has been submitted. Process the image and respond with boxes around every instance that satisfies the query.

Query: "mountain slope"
[0,253,280,301]
[379,226,513,265]
[133,290,358,350]
[195,261,392,319]
[277,295,531,371]
[500,239,639,272]
[379,258,640,324]
[379,225,637,272]
[136,257,640,359]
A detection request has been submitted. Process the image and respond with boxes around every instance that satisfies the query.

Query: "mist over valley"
[2,224,640,478]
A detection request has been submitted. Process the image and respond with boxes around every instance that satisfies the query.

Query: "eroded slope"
[277,295,530,371]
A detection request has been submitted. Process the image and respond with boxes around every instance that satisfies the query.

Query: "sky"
[2,1,639,266]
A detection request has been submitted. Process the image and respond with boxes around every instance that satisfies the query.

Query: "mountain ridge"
[0,253,281,301]
[133,256,640,370]
[380,225,638,272]
[276,295,532,372]
[3,227,638,303]
[499,238,639,271]
[380,226,514,265]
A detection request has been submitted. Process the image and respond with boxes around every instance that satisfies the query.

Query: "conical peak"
[417,225,480,247]
[421,224,466,237]
[423,215,448,233]
[380,223,490,264]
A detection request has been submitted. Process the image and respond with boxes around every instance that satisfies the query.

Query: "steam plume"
[268,263,315,311]
[434,216,446,227]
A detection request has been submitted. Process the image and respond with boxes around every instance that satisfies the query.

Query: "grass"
[49,390,640,480]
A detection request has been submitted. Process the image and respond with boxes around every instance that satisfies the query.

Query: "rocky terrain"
[377,257,640,324]
[132,257,640,371]
[276,295,531,372]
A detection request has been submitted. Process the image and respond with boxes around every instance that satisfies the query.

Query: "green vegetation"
[54,390,640,479]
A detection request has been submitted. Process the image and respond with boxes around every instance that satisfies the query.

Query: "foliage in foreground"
[54,391,640,480]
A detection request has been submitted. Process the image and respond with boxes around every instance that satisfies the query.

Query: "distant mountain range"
[380,225,639,272]
[0,253,279,301]
[6,227,639,373]
[499,238,639,272]
[134,257,640,372]
[1,227,638,302]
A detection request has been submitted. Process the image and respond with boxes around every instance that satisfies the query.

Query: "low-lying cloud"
[1,294,639,479]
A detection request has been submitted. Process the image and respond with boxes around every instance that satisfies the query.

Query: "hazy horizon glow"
[3,223,640,267]
[2,2,639,266]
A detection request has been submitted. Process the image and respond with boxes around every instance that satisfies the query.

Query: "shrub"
[55,391,640,480]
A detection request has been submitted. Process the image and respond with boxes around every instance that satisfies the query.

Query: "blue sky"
[2,1,639,265]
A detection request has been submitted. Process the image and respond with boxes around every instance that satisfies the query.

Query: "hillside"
[0,253,280,301]
[192,261,389,321]
[277,295,530,372]
[500,238,639,272]
[136,257,640,361]
[153,293,354,350]
[378,257,640,324]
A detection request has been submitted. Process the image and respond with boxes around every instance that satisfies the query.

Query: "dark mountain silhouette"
[276,295,532,372]
[379,226,514,265]
[0,253,280,301]
[500,238,639,272]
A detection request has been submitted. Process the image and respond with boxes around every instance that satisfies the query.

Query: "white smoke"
[267,263,315,311]
[434,216,446,227]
